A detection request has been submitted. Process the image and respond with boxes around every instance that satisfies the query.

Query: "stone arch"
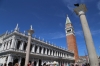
[21,58,25,66]
[13,58,18,66]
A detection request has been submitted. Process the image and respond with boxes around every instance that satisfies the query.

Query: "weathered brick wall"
[67,34,79,62]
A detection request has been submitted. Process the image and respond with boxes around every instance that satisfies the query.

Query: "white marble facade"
[0,25,75,66]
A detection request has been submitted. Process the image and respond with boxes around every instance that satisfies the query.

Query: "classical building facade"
[0,18,75,66]
[65,15,79,62]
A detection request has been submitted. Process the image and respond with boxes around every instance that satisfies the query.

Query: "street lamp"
[74,4,99,66]
[25,25,34,66]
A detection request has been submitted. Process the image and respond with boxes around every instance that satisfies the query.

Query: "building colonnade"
[0,54,71,66]
[0,37,74,59]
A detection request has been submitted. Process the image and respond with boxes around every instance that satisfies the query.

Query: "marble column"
[42,60,44,65]
[18,57,21,66]
[20,41,24,51]
[37,46,39,53]
[25,26,34,66]
[7,54,13,66]
[14,40,18,50]
[7,41,11,49]
[41,47,44,54]
[57,52,58,57]
[2,44,4,51]
[48,49,50,55]
[4,43,6,50]
[74,4,98,65]
[32,45,35,52]
[36,60,39,66]
[4,42,8,50]
[51,50,53,56]
[54,51,56,56]
[45,48,47,55]
[11,38,16,49]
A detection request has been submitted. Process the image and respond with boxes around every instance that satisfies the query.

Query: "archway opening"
[21,58,25,66]
[13,58,18,66]
[34,61,37,66]
[39,59,42,66]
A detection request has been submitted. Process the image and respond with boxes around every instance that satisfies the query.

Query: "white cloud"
[49,32,65,39]
[75,30,83,36]
[91,29,100,35]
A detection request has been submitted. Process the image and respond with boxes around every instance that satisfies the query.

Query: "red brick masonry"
[67,34,79,62]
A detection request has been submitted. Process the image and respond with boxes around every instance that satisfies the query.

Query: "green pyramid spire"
[66,15,71,24]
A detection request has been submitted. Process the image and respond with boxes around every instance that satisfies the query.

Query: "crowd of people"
[1,62,100,66]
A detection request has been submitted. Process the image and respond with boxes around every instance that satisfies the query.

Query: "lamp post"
[74,4,99,66]
[25,25,34,66]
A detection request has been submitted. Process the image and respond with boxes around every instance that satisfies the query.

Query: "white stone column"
[54,51,56,56]
[4,44,6,50]
[42,60,44,65]
[7,55,13,66]
[67,63,69,66]
[1,44,4,51]
[7,41,11,49]
[11,38,16,49]
[32,44,35,52]
[18,57,21,66]
[57,52,58,56]
[61,53,62,57]
[74,4,99,65]
[36,60,39,66]
[45,48,47,55]
[25,26,34,66]
[48,49,50,55]
[37,46,39,53]
[4,42,8,50]
[20,41,24,50]
[41,47,44,54]
[51,50,53,56]
[14,40,18,50]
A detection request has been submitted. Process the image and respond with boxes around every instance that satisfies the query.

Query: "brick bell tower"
[65,15,79,62]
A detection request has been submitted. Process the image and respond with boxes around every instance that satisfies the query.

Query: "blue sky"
[0,0,100,56]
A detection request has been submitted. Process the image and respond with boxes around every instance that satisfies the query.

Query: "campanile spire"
[65,15,79,62]
[66,15,71,24]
